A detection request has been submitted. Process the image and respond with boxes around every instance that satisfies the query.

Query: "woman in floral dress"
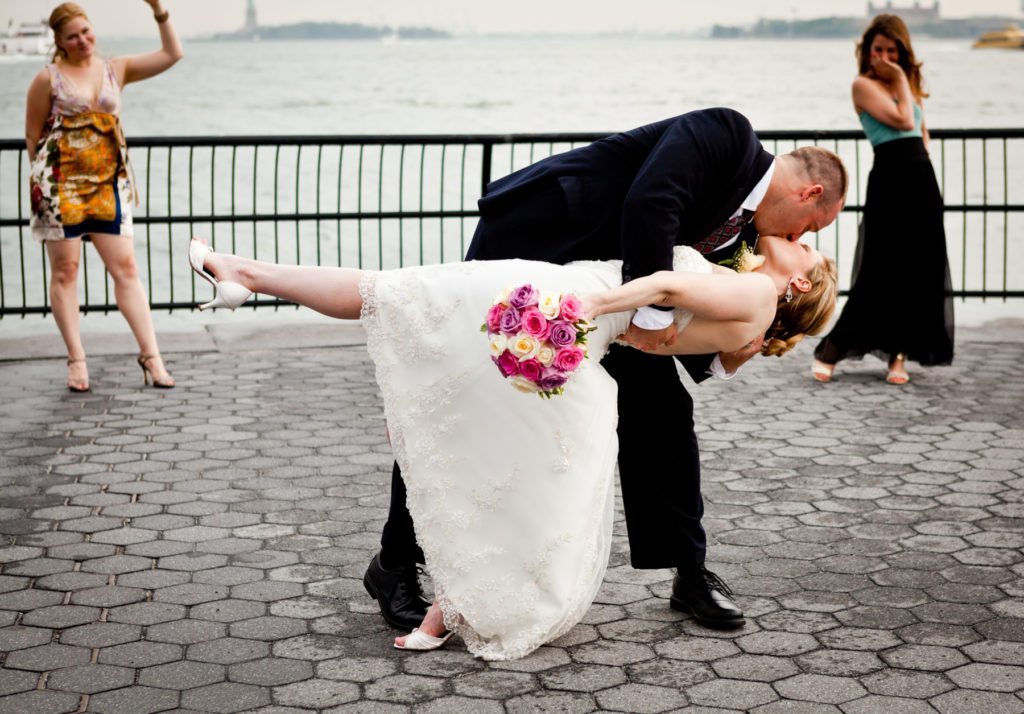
[25,1,183,391]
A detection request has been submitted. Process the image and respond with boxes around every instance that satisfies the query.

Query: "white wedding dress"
[359,246,711,660]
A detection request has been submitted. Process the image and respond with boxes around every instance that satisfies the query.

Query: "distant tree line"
[212,22,450,41]
[711,16,1019,39]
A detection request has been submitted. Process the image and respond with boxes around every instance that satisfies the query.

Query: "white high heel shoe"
[188,238,253,311]
[393,628,454,651]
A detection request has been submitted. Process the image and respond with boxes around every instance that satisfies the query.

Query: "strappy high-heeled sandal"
[138,354,175,389]
[886,353,910,385]
[66,357,90,392]
[393,628,454,651]
[812,360,835,383]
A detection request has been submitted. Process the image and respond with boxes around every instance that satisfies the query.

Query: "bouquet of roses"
[482,284,596,398]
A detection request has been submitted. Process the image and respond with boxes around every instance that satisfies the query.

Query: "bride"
[188,235,837,660]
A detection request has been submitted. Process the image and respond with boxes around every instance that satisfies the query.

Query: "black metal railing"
[1,128,1021,317]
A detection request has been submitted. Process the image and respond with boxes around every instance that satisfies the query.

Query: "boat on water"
[1,20,52,57]
[973,24,1024,49]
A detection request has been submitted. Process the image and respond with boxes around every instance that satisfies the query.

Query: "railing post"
[481,141,493,198]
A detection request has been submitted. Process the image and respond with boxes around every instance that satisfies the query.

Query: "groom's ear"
[800,184,824,202]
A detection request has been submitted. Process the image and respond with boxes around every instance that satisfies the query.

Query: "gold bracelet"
[154,10,170,23]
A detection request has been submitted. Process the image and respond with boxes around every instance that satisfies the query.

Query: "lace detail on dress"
[358,257,624,660]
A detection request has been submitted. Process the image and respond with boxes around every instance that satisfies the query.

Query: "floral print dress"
[29,60,135,241]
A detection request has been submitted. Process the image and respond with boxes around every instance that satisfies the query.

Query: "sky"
[2,0,1021,36]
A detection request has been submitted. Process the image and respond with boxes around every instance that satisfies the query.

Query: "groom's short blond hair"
[789,146,848,207]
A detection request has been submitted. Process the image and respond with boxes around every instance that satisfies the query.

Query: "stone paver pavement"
[0,322,1022,713]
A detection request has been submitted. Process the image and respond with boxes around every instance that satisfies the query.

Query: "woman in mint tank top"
[812,14,954,385]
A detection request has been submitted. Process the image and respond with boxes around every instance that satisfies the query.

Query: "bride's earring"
[784,281,794,303]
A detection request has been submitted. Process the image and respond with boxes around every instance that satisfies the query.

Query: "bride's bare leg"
[202,245,365,320]
[394,602,445,645]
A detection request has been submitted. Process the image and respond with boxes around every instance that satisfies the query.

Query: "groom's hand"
[718,333,765,373]
[622,323,677,352]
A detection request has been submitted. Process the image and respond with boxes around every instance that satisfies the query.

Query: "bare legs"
[200,245,366,320]
[91,235,173,386]
[46,239,88,390]
[45,235,173,389]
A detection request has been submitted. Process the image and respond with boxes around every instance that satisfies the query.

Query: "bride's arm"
[584,270,777,353]
[586,270,774,322]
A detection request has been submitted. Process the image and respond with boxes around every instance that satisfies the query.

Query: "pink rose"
[559,294,584,322]
[496,350,520,377]
[553,346,585,372]
[519,358,543,382]
[509,284,539,309]
[486,304,503,333]
[520,308,551,340]
[548,321,577,347]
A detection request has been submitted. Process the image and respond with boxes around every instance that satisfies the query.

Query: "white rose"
[509,375,538,393]
[488,333,508,357]
[510,332,540,361]
[494,285,513,306]
[536,345,556,366]
[537,292,562,319]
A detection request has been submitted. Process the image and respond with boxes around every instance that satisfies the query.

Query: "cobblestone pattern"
[0,338,1022,713]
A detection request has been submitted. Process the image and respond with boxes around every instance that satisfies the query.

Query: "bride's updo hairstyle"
[49,3,90,63]
[762,256,839,357]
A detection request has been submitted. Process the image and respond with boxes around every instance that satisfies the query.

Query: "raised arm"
[584,270,777,353]
[25,70,52,162]
[112,1,183,87]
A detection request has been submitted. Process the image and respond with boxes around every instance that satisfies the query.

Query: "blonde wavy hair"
[49,3,90,63]
[762,255,839,358]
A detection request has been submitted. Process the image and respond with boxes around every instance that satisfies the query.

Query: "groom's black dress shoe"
[363,553,429,632]
[671,566,745,629]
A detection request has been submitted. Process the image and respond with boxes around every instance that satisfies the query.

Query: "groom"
[365,107,847,630]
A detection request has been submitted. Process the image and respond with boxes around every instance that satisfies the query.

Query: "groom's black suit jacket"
[468,106,774,381]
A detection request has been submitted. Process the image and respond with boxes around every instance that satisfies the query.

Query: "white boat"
[0,20,53,57]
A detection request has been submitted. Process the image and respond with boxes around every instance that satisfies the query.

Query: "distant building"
[867,1,941,22]
[243,0,258,34]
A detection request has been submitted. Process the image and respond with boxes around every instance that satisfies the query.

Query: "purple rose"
[499,307,522,333]
[548,321,577,347]
[539,371,569,391]
[509,284,539,310]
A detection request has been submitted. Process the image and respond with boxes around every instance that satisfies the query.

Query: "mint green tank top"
[858,102,923,146]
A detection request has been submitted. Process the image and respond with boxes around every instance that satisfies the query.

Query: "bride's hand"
[718,333,765,372]
[620,323,677,352]
[579,294,601,321]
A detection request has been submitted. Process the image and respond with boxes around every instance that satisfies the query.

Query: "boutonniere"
[718,241,765,273]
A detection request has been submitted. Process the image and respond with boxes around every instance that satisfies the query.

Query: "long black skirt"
[815,137,954,366]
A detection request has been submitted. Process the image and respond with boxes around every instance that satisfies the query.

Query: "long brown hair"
[856,14,928,100]
[49,3,90,63]
[762,256,839,358]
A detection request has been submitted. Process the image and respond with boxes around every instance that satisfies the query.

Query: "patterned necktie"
[694,209,754,255]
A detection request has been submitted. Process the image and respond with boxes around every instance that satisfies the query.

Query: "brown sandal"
[138,354,175,389]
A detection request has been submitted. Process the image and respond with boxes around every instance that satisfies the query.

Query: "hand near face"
[620,323,678,352]
[870,55,904,82]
